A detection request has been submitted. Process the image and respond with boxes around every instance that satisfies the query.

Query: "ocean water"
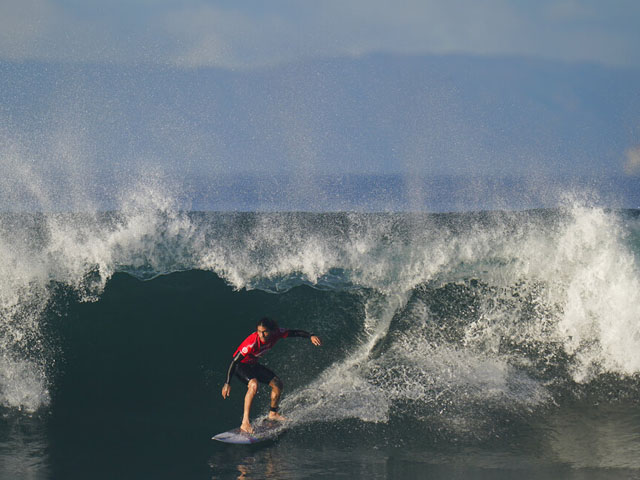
[1,201,640,479]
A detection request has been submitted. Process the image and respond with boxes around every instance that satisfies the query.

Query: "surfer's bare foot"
[240,421,254,434]
[268,412,287,422]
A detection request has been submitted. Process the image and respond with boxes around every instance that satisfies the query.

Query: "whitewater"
[1,181,640,478]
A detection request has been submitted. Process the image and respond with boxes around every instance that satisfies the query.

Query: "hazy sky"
[2,0,640,69]
[2,0,639,211]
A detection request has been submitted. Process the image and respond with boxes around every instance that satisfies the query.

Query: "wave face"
[2,205,640,403]
[2,204,640,476]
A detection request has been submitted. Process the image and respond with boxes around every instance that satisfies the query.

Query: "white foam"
[280,293,405,425]
[281,290,550,434]
[548,206,640,381]
[0,356,49,412]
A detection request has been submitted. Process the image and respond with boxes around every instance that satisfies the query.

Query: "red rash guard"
[233,328,291,364]
[224,328,313,384]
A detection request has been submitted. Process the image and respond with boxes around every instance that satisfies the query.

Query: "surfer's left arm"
[222,352,243,398]
[287,329,323,346]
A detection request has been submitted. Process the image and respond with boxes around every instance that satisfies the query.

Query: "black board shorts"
[235,362,277,385]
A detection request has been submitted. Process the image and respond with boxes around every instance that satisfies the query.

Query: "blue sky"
[2,0,640,69]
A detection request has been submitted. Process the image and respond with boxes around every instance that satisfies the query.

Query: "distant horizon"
[4,49,640,72]
[1,172,638,213]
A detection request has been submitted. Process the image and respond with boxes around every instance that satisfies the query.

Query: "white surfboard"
[212,419,286,444]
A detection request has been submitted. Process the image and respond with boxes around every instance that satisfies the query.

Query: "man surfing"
[222,317,322,433]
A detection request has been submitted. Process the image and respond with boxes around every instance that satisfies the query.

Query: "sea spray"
[280,292,406,425]
[551,206,640,381]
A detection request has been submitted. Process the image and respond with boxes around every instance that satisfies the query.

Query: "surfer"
[222,317,322,434]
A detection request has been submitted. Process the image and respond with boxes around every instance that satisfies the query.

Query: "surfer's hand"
[222,383,231,399]
[310,335,322,346]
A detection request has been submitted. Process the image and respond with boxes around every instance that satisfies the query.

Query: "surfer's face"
[257,326,271,342]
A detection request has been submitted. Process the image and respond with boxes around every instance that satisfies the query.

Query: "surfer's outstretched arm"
[222,352,243,398]
[287,329,323,346]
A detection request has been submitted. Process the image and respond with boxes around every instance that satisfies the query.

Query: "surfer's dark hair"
[257,317,278,331]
